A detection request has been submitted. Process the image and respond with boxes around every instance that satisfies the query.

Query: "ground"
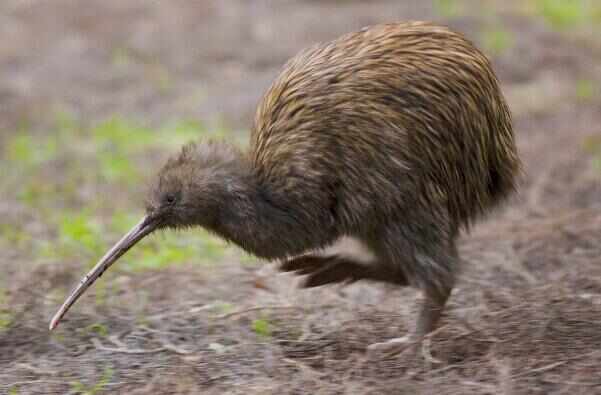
[1,1,601,394]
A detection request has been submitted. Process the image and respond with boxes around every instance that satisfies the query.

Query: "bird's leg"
[414,286,452,340]
[281,225,457,361]
[414,242,457,341]
[368,282,453,360]
[366,279,453,360]
[367,224,457,359]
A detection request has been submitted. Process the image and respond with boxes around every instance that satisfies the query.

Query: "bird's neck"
[212,169,333,260]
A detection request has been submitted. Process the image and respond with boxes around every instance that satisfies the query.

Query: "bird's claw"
[367,334,441,363]
[367,334,415,358]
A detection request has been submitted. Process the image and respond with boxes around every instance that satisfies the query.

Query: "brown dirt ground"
[1,1,601,394]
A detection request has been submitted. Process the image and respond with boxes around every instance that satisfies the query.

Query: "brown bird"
[50,21,520,355]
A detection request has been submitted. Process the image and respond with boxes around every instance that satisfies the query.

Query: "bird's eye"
[164,194,177,205]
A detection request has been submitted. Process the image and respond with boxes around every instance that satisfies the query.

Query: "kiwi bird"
[50,21,520,354]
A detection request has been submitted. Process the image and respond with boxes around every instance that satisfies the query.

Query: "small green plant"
[0,310,13,331]
[534,0,599,29]
[252,317,272,338]
[0,309,14,333]
[54,211,105,258]
[575,79,596,101]
[582,135,601,172]
[90,117,155,152]
[5,134,58,167]
[99,153,139,182]
[85,322,109,337]
[0,289,13,331]
[212,300,235,315]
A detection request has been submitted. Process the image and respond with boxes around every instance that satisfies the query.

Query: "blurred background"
[1,1,601,394]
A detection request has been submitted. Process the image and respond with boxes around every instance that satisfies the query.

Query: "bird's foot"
[367,334,415,357]
[367,334,440,363]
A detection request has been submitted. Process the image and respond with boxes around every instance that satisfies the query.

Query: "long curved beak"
[49,215,158,330]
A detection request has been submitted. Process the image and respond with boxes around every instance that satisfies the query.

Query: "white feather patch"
[322,236,376,265]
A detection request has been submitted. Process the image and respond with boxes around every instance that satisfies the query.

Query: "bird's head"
[49,140,247,330]
[145,140,245,230]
